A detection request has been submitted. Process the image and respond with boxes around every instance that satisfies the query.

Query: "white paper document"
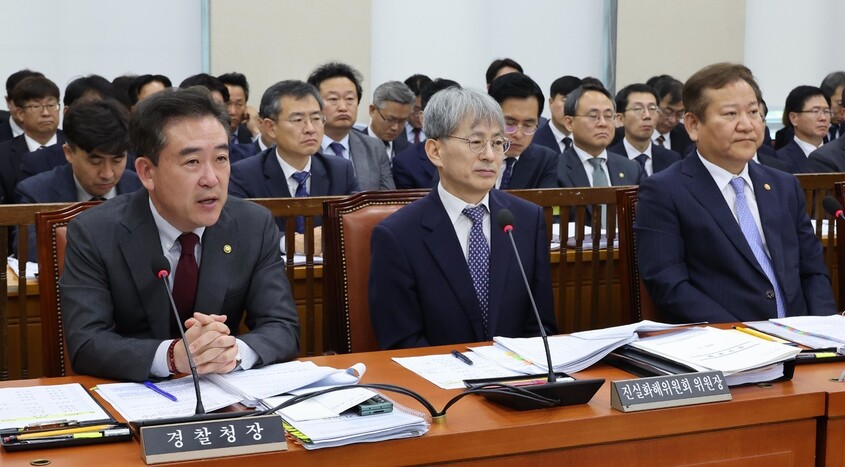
[745,320,842,349]
[0,383,112,430]
[771,315,845,344]
[265,387,377,421]
[285,410,429,450]
[493,333,637,373]
[392,352,524,390]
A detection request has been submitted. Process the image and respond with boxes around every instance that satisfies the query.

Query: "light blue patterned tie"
[462,205,489,336]
[729,177,786,318]
[588,158,609,226]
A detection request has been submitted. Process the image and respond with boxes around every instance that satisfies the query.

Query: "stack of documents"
[283,409,429,450]
[767,315,845,347]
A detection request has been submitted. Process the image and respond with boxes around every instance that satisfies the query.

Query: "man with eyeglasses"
[369,87,557,349]
[775,86,831,174]
[0,69,44,143]
[557,84,643,191]
[534,75,582,153]
[363,81,415,161]
[0,76,64,204]
[609,83,681,177]
[487,73,557,190]
[229,80,358,254]
[820,71,845,143]
[636,63,834,323]
[403,74,432,145]
[307,62,394,191]
[218,72,258,145]
[652,77,693,156]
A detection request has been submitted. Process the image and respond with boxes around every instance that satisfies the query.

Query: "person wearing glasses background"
[775,86,831,174]
[652,77,694,156]
[403,74,432,145]
[609,83,681,177]
[363,80,415,161]
[369,87,557,349]
[487,73,558,190]
[229,80,358,254]
[819,71,845,143]
[557,83,643,191]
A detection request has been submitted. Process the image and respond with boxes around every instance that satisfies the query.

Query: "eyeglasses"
[573,111,615,124]
[504,122,538,135]
[624,105,660,116]
[660,107,685,120]
[280,115,326,129]
[447,135,510,154]
[795,107,833,118]
[376,107,409,127]
[22,102,60,113]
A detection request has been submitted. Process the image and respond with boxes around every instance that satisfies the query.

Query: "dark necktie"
[562,137,573,151]
[329,142,345,157]
[291,171,310,233]
[89,196,106,202]
[655,135,666,148]
[172,233,199,334]
[635,154,649,177]
[463,205,489,338]
[828,125,839,143]
[500,157,516,190]
[412,128,421,144]
[588,158,609,226]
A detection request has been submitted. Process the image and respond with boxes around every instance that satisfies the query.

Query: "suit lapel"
[606,155,630,185]
[262,151,292,197]
[563,149,590,187]
[509,147,534,188]
[309,154,330,196]
[749,163,785,281]
[53,165,77,200]
[487,191,513,337]
[194,206,233,315]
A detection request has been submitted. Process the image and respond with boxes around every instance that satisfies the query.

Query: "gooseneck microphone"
[152,256,205,415]
[496,209,556,383]
[823,196,845,222]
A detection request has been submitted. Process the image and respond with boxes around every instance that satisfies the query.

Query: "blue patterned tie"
[635,154,649,177]
[291,171,310,233]
[562,137,572,151]
[500,157,516,190]
[463,205,489,337]
[729,177,786,318]
[329,142,345,157]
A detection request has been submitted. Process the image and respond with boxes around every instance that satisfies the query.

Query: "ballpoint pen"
[451,350,473,366]
[144,381,178,402]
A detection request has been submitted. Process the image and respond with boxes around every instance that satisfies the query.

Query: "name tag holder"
[611,371,731,412]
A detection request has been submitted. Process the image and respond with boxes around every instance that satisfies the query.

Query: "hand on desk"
[173,312,239,375]
[295,226,322,255]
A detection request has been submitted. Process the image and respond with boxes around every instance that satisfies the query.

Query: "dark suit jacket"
[15,164,143,260]
[757,152,790,172]
[506,144,558,189]
[59,190,301,381]
[369,188,557,349]
[347,130,394,191]
[532,120,563,153]
[361,127,409,158]
[234,123,254,144]
[557,147,644,188]
[229,140,263,164]
[0,118,11,143]
[774,126,794,150]
[607,141,682,175]
[806,136,845,172]
[669,123,693,155]
[0,131,64,203]
[775,141,814,174]
[392,141,437,189]
[635,154,835,323]
[19,145,138,182]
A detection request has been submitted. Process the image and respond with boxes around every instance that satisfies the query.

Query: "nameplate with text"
[610,371,731,413]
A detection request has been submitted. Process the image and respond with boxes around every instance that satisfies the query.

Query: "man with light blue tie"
[635,63,835,323]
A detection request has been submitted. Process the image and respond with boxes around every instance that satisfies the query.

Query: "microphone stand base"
[465,373,605,411]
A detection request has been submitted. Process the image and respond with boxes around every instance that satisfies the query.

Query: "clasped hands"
[172,312,239,375]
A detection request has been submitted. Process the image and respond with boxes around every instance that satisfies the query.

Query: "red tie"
[171,233,199,334]
[413,128,421,144]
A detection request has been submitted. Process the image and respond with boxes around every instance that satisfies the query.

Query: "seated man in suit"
[820,71,845,143]
[775,85,830,173]
[369,87,557,349]
[60,87,300,381]
[488,73,558,189]
[636,63,835,323]
[403,74,431,144]
[485,57,523,89]
[218,72,258,144]
[364,81,415,162]
[16,99,142,259]
[534,75,582,154]
[128,74,172,111]
[229,80,358,253]
[307,62,394,191]
[609,83,682,177]
[653,78,693,155]
[392,79,460,189]
[0,69,43,143]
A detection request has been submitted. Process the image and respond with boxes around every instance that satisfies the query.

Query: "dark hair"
[64,99,130,156]
[615,83,659,112]
[420,79,461,109]
[5,69,43,98]
[307,62,364,102]
[404,74,432,96]
[645,74,675,88]
[485,58,523,86]
[683,63,759,121]
[782,85,829,127]
[218,72,250,100]
[564,83,614,116]
[581,76,604,87]
[129,74,172,105]
[64,75,115,107]
[110,74,137,110]
[130,87,229,165]
[820,71,845,101]
[549,75,582,99]
[259,80,323,120]
[179,73,229,102]
[11,76,60,107]
[488,72,545,117]
[654,78,684,104]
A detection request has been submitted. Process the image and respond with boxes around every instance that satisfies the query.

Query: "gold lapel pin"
[763,183,771,191]
[223,245,232,254]
[619,173,625,178]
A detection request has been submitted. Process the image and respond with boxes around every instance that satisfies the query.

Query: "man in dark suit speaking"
[369,87,557,349]
[60,88,300,381]
[635,63,835,323]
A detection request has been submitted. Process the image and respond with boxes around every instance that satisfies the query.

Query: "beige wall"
[616,0,746,87]
[209,0,373,114]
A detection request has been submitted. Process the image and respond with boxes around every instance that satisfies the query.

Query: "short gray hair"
[423,87,504,140]
[372,81,415,108]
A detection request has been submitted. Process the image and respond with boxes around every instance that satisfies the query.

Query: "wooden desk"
[0,345,827,466]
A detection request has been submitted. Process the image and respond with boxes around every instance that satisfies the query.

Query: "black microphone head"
[152,256,170,279]
[823,196,843,216]
[496,208,515,232]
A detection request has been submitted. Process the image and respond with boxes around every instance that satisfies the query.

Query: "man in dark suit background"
[60,87,300,381]
[487,73,557,189]
[820,71,845,143]
[0,69,43,143]
[229,80,358,254]
[775,85,830,173]
[369,87,556,349]
[218,72,257,144]
[16,99,142,259]
[307,62,394,191]
[653,78,693,155]
[533,75,582,154]
[807,132,845,172]
[364,80,415,162]
[402,74,431,145]
[636,63,834,324]
[609,83,681,177]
